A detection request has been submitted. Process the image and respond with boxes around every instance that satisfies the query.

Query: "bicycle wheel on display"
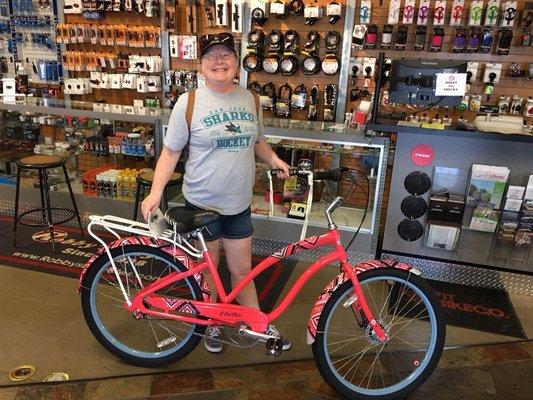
[80,244,205,368]
[312,268,445,400]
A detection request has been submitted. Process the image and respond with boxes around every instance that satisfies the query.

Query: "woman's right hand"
[141,192,162,221]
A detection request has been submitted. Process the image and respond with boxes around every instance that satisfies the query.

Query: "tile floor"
[0,261,531,398]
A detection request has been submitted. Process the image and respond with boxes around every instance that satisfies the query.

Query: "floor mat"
[0,217,294,313]
[428,280,527,339]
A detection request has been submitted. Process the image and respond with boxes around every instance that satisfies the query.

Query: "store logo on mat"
[32,230,68,243]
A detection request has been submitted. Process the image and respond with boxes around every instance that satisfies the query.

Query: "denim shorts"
[184,200,253,241]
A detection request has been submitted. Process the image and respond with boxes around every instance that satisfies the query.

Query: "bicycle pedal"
[265,338,283,357]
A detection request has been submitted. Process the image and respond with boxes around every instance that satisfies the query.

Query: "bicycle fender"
[76,236,209,301]
[306,259,413,345]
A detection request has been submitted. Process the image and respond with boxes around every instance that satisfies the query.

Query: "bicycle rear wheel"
[80,244,205,367]
[312,268,445,400]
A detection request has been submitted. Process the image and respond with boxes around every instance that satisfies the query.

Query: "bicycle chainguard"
[265,338,284,357]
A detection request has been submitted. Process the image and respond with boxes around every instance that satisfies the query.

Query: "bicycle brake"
[265,338,284,357]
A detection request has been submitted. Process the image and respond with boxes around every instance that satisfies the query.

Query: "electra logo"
[220,311,241,318]
[421,61,438,66]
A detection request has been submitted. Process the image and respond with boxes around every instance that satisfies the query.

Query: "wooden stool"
[13,155,83,252]
[133,171,182,221]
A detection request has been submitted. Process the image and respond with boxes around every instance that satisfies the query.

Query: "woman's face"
[201,45,238,87]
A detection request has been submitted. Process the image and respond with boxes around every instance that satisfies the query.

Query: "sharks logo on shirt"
[225,122,242,135]
[201,108,255,129]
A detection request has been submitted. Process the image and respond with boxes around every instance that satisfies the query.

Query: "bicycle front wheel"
[80,244,205,367]
[312,268,445,400]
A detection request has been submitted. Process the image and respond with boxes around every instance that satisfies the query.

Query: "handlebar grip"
[313,169,343,182]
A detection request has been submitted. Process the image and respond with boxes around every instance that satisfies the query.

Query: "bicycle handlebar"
[269,168,343,183]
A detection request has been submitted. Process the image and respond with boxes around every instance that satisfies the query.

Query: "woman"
[141,33,291,353]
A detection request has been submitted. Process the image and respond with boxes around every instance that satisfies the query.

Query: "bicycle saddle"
[165,206,220,233]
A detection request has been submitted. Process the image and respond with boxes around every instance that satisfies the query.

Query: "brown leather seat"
[137,171,182,186]
[133,171,183,221]
[18,155,64,169]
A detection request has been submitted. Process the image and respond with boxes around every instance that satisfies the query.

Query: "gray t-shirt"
[164,85,264,215]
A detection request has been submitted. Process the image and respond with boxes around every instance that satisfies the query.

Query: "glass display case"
[251,119,389,258]
[0,98,169,218]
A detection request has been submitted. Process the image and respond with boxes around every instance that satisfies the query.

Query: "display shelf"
[381,128,533,274]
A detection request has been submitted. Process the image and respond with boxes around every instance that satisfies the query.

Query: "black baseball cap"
[199,33,236,57]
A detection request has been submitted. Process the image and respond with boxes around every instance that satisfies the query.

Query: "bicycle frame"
[124,226,389,341]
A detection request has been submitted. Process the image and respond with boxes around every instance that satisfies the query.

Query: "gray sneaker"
[204,326,223,353]
[264,325,291,351]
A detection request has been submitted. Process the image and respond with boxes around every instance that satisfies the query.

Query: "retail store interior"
[0,0,532,398]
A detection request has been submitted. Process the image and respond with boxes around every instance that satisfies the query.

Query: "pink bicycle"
[78,168,445,400]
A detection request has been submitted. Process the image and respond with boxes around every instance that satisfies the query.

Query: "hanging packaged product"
[468,0,483,26]
[291,84,307,110]
[186,0,199,33]
[450,0,465,26]
[215,0,228,26]
[365,25,378,49]
[288,0,304,15]
[498,95,511,113]
[417,0,430,25]
[466,62,479,92]
[323,84,337,122]
[433,0,446,25]
[326,1,341,24]
[430,27,445,52]
[524,97,533,117]
[484,0,500,26]
[480,28,494,52]
[452,27,466,52]
[301,31,321,75]
[360,0,371,24]
[308,85,319,120]
[280,32,299,76]
[352,24,367,51]
[467,27,482,52]
[497,28,513,55]
[260,82,276,110]
[248,80,261,95]
[362,57,375,88]
[231,0,243,33]
[381,24,393,49]
[388,0,400,24]
[394,26,409,50]
[275,83,292,117]
[414,26,427,51]
[501,1,517,27]
[402,0,415,24]
[304,3,322,25]
[510,95,523,114]
[270,0,287,18]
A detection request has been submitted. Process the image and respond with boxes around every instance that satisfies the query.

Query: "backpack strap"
[185,90,195,133]
[252,92,260,117]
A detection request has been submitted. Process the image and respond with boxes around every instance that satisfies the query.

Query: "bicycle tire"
[312,268,445,400]
[80,244,205,368]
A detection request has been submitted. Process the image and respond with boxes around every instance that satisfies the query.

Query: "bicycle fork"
[342,263,389,342]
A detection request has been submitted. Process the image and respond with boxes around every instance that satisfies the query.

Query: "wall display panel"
[243,0,348,122]
[381,128,533,274]
[61,3,163,107]
[348,0,533,128]
[164,0,245,107]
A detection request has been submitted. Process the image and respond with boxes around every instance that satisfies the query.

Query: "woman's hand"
[270,156,291,179]
[141,192,162,221]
